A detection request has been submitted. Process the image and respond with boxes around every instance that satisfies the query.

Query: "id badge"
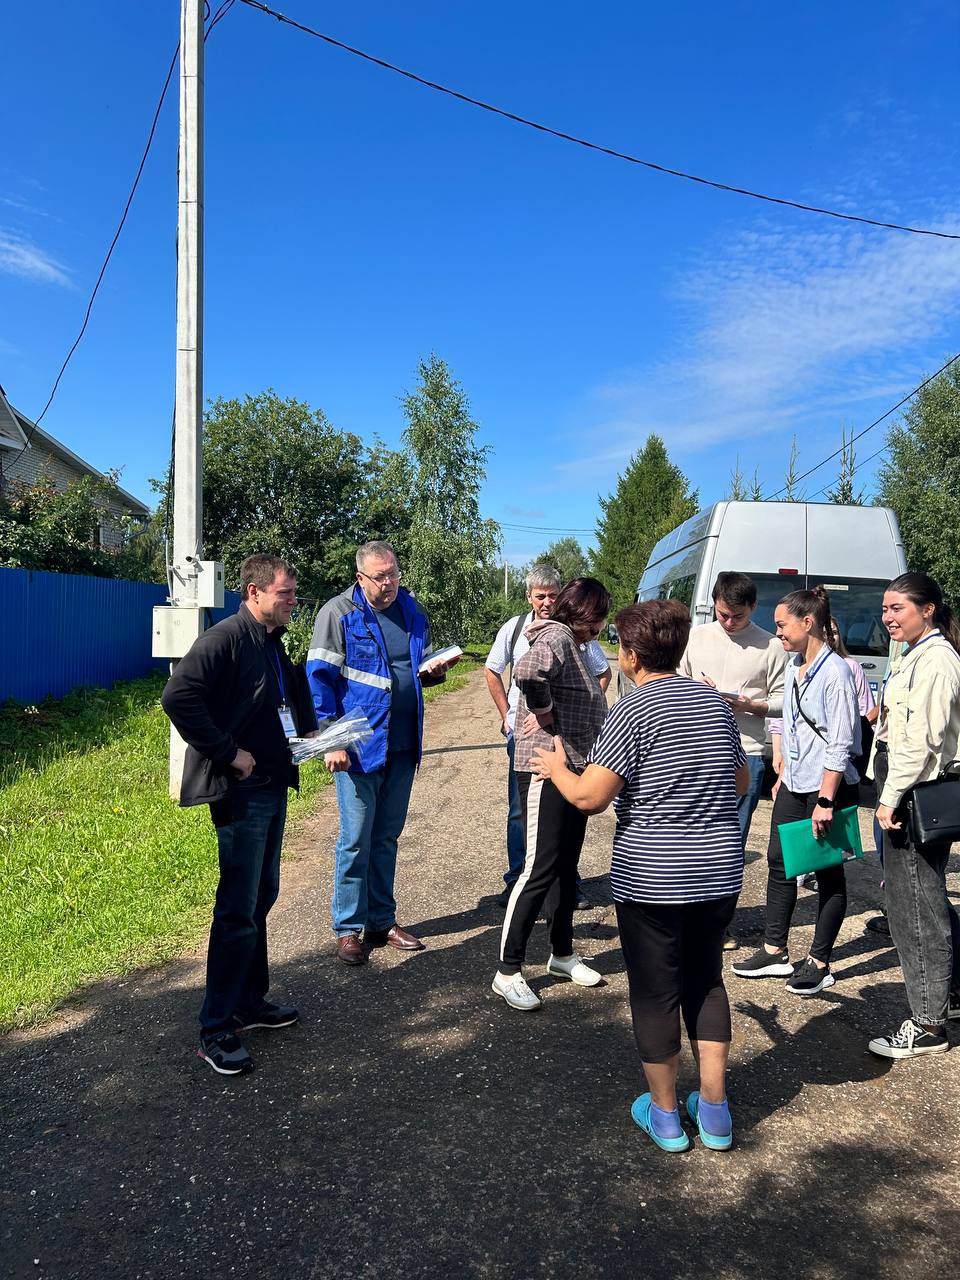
[788,734,800,761]
[278,705,297,739]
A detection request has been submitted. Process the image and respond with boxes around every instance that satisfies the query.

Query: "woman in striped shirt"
[533,600,749,1153]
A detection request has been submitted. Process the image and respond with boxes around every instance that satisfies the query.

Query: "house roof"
[0,385,151,517]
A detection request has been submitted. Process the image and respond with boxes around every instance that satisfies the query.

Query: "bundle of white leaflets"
[288,712,374,764]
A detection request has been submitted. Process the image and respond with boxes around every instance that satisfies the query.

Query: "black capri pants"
[616,894,738,1063]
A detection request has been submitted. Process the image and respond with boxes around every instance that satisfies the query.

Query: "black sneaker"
[495,886,515,909]
[786,957,836,996]
[721,930,740,952]
[198,1031,254,1075]
[574,891,591,911]
[865,914,891,937]
[233,1002,299,1031]
[947,991,960,1022]
[731,947,793,978]
[868,1018,949,1059]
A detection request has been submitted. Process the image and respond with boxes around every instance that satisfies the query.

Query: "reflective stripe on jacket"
[305,584,433,773]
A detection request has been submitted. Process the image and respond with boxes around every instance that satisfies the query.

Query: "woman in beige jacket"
[868,572,960,1059]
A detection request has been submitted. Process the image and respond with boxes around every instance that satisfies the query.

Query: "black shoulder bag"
[897,643,960,845]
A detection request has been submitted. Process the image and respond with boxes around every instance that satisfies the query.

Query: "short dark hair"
[712,572,757,609]
[239,554,295,599]
[551,577,611,631]
[615,600,690,672]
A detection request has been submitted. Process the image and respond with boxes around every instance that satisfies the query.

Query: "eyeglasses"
[359,568,402,586]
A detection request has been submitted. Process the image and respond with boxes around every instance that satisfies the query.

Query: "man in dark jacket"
[161,554,317,1075]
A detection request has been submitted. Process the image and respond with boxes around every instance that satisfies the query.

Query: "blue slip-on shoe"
[630,1093,690,1153]
[686,1091,733,1151]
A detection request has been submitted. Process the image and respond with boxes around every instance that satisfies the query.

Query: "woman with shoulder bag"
[732,586,860,996]
[867,572,960,1059]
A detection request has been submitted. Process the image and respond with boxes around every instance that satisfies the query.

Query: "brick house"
[0,385,150,549]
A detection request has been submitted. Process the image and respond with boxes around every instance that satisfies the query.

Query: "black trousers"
[616,895,738,1063]
[764,781,859,962]
[498,773,588,973]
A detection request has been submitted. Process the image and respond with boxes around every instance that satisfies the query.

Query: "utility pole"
[167,0,206,796]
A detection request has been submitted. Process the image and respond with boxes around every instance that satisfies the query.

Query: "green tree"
[0,472,158,580]
[783,436,805,501]
[532,536,590,583]
[749,467,763,501]
[591,435,699,612]
[156,390,372,601]
[725,455,748,500]
[400,354,500,643]
[876,360,960,608]
[826,426,864,505]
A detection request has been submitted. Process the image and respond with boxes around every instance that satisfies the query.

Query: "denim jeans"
[737,754,766,849]
[201,779,288,1034]
[505,733,525,885]
[333,750,418,935]
[883,827,960,1026]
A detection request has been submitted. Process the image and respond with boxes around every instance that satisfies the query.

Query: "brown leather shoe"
[336,932,365,965]
[365,924,425,951]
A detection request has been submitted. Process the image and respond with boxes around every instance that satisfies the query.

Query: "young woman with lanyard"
[733,586,860,996]
[867,572,960,1058]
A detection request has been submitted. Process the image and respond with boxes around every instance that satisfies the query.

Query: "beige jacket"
[678,620,786,756]
[869,632,960,809]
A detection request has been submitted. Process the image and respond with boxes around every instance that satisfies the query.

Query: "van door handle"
[861,662,876,670]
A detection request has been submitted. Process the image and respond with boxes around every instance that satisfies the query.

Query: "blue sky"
[2,1,959,564]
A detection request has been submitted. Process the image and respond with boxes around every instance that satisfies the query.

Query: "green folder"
[778,805,864,879]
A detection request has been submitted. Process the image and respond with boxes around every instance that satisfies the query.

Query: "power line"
[497,521,596,534]
[239,0,960,243]
[765,352,960,500]
[13,1,236,466]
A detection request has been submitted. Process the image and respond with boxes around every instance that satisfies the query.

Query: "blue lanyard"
[790,646,831,733]
[269,645,286,705]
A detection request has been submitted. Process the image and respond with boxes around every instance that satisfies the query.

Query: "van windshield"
[751,575,890,657]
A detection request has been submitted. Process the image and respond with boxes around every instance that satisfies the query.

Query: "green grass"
[0,659,479,1032]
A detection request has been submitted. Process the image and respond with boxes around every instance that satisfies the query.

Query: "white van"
[635,501,907,693]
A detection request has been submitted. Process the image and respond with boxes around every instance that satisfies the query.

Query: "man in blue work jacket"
[306,541,460,965]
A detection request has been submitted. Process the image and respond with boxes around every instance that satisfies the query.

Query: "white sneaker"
[492,971,541,1011]
[546,953,602,987]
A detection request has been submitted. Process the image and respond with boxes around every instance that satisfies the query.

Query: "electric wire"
[15,0,236,467]
[765,351,960,500]
[238,0,960,243]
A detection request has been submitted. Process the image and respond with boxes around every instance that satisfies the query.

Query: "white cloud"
[0,228,71,286]
[564,213,960,480]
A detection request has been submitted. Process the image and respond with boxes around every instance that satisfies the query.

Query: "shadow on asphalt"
[3,901,958,1280]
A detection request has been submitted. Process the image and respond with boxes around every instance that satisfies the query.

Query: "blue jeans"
[737,755,766,849]
[505,733,525,885]
[201,779,288,1034]
[333,751,418,934]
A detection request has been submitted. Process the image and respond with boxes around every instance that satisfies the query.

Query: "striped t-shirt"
[588,677,746,904]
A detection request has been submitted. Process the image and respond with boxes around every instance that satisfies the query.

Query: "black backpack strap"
[507,613,528,686]
[792,681,826,741]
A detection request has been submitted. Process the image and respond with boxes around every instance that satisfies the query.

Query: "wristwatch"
[815,796,835,808]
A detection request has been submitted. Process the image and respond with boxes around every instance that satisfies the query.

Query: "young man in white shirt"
[485,565,610,907]
[679,572,787,948]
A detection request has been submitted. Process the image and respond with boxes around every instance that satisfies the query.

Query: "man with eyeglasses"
[161,554,318,1075]
[307,541,459,965]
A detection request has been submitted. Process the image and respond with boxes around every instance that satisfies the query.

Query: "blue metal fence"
[0,567,240,704]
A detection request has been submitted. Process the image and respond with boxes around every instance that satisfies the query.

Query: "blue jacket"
[306,584,439,772]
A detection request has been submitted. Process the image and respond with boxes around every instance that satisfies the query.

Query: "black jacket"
[160,604,317,807]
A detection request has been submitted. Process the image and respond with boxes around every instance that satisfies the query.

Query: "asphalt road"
[2,669,959,1279]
